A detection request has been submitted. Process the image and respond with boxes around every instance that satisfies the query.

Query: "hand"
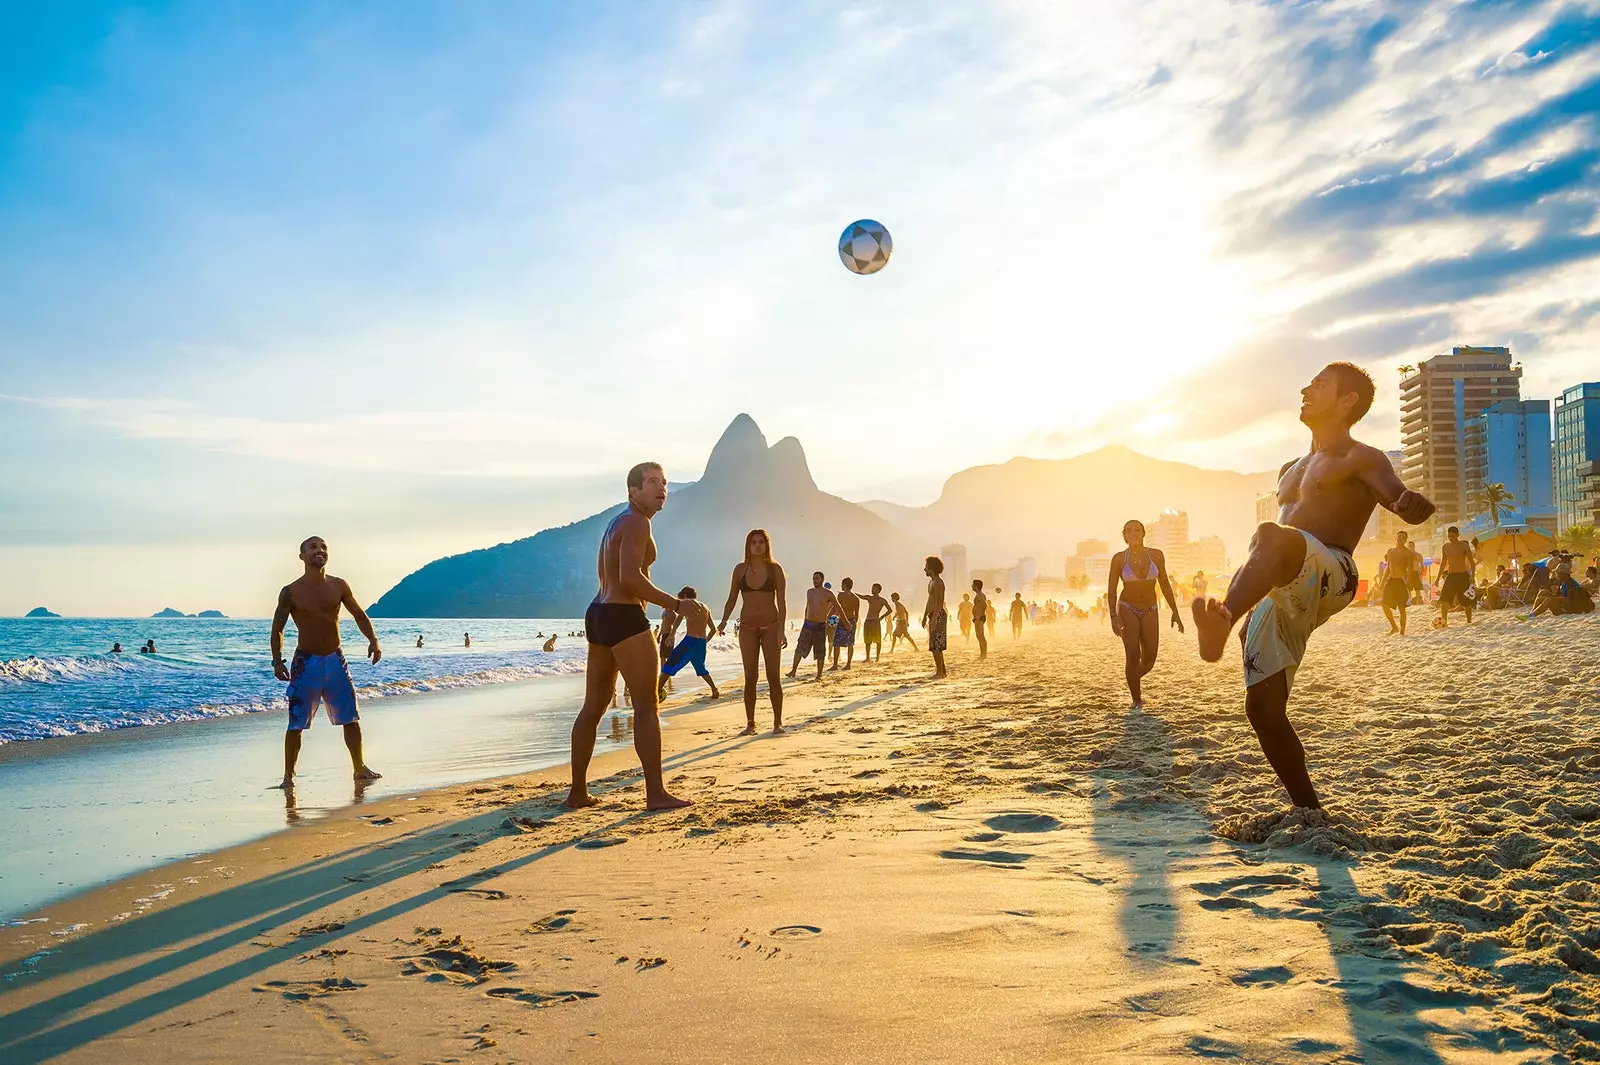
[1110,618,1122,637]
[273,660,290,682]
[1171,613,1185,633]
[781,634,789,649]
[1393,489,1434,524]
[920,616,927,629]
[717,622,727,636]
[368,642,382,665]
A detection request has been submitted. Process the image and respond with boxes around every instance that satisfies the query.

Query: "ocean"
[0,617,593,744]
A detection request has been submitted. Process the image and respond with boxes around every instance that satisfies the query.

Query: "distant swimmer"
[464,632,471,648]
[416,635,423,648]
[889,592,918,652]
[831,577,861,670]
[269,536,383,790]
[1192,363,1434,809]
[788,571,842,682]
[860,582,891,663]
[922,556,948,678]
[110,642,123,654]
[958,593,973,641]
[1009,592,1026,639]
[140,640,157,655]
[543,635,557,652]
[565,462,694,811]
[1379,530,1416,635]
[970,579,989,659]
[1108,519,1182,711]
[1436,525,1477,628]
[718,528,788,734]
[659,585,721,701]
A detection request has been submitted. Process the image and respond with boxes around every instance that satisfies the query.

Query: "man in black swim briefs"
[565,462,696,811]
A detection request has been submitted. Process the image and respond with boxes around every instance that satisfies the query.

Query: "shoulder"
[771,563,787,579]
[1149,548,1165,561]
[731,560,747,576]
[1279,456,1301,477]
[277,582,296,602]
[1348,441,1390,468]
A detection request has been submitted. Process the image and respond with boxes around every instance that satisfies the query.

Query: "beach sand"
[3,609,1598,1063]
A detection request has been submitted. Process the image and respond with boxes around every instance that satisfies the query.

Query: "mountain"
[196,610,227,618]
[860,445,1277,568]
[24,607,61,618]
[371,415,926,618]
[151,607,188,618]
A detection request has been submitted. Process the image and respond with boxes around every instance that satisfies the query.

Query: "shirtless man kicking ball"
[566,462,694,811]
[1192,363,1435,810]
[270,536,383,790]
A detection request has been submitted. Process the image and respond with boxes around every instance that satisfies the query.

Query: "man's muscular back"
[1276,441,1391,553]
[281,576,349,655]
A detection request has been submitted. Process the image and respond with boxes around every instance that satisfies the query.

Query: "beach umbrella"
[1475,525,1555,567]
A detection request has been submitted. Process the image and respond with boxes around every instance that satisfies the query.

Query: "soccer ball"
[838,219,892,275]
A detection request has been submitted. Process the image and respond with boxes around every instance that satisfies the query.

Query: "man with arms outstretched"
[566,462,694,811]
[1192,363,1435,810]
[270,536,383,790]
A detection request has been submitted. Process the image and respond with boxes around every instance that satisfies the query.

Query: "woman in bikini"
[1107,519,1183,710]
[717,528,789,735]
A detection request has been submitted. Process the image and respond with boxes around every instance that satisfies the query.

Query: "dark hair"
[971,578,983,590]
[841,576,853,590]
[1324,362,1375,423]
[743,529,773,565]
[1447,526,1459,536]
[813,570,824,579]
[299,535,325,553]
[1123,519,1145,539]
[871,582,882,593]
[677,586,696,599]
[925,555,944,574]
[627,461,664,490]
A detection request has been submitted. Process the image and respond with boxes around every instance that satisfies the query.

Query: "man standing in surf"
[270,536,383,790]
[565,462,694,811]
[1192,363,1434,810]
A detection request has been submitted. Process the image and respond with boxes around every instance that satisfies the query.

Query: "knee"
[1252,522,1294,555]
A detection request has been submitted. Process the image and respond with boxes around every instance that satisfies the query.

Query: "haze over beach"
[4,2,1600,1063]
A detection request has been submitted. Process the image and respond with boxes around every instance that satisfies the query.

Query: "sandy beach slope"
[3,611,1597,1063]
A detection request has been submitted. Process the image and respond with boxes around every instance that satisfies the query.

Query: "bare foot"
[564,789,600,808]
[739,724,757,736]
[1192,598,1234,662]
[354,767,382,782]
[645,791,693,811]
[785,670,797,679]
[269,778,294,790]
[772,725,785,734]
[709,686,721,700]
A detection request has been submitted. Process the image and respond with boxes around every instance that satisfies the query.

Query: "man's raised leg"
[612,632,691,810]
[566,645,618,807]
[1194,523,1306,662]
[1245,670,1321,809]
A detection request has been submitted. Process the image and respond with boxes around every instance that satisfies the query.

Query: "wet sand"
[2,610,1596,1063]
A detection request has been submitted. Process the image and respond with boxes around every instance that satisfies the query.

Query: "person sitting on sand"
[958,593,973,641]
[970,579,989,659]
[859,582,891,663]
[1379,531,1416,634]
[1532,563,1595,617]
[1584,565,1600,596]
[659,585,720,701]
[921,556,948,678]
[787,572,841,682]
[1192,363,1435,811]
[1108,519,1183,710]
[270,536,384,790]
[889,592,917,652]
[542,634,558,652]
[564,462,694,811]
[718,528,788,735]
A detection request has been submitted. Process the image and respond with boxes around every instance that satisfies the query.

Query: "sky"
[3,0,1599,616]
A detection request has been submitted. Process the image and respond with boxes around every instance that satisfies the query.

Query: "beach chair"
[1499,585,1530,610]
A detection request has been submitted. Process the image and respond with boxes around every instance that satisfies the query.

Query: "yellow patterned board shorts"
[1243,530,1359,693]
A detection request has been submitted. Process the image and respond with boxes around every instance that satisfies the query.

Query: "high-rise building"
[1399,346,1523,524]
[1016,557,1038,589]
[1463,399,1554,527]
[1555,383,1600,533]
[1255,491,1278,526]
[1191,536,1227,577]
[1148,509,1191,574]
[1578,460,1600,528]
[1075,538,1109,557]
[939,543,968,600]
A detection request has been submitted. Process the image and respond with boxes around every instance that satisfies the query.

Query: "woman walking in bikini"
[1107,519,1183,710]
[718,529,789,735]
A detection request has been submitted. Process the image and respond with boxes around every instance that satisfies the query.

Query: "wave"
[0,654,142,686]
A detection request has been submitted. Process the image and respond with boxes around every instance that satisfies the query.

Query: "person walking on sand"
[859,582,891,663]
[1107,519,1183,711]
[787,571,841,682]
[659,586,721,701]
[958,593,973,642]
[1192,363,1434,810]
[921,556,948,678]
[269,536,383,790]
[831,577,862,670]
[718,529,789,734]
[970,579,989,659]
[1436,526,1477,628]
[889,592,918,652]
[1379,530,1416,635]
[565,462,695,811]
[986,592,998,642]
[1009,592,1027,639]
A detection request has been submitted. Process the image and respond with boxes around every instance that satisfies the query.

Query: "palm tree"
[1397,363,1415,376]
[1561,523,1598,559]
[1470,482,1516,528]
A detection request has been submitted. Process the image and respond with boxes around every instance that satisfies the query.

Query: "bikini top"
[1121,551,1159,582]
[740,563,776,593]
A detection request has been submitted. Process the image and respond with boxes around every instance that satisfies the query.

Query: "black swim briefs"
[585,602,651,647]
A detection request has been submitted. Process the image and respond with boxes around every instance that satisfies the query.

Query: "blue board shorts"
[660,635,711,678]
[285,650,360,731]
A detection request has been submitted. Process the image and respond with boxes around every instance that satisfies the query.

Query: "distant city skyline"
[4,2,1600,613]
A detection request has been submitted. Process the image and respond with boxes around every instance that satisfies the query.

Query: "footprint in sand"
[446,887,510,901]
[1230,964,1295,986]
[769,925,822,937]
[983,812,1063,833]
[255,977,366,1000]
[401,946,517,986]
[293,921,347,937]
[527,910,578,934]
[576,836,627,850]
[485,986,600,1008]
[963,831,1004,842]
[938,848,1032,865]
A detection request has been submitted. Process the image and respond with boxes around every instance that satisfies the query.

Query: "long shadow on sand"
[0,685,913,1064]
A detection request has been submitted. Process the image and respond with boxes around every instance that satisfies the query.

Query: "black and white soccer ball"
[838,219,892,275]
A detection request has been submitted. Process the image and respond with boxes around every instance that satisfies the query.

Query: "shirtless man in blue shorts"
[270,536,383,790]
